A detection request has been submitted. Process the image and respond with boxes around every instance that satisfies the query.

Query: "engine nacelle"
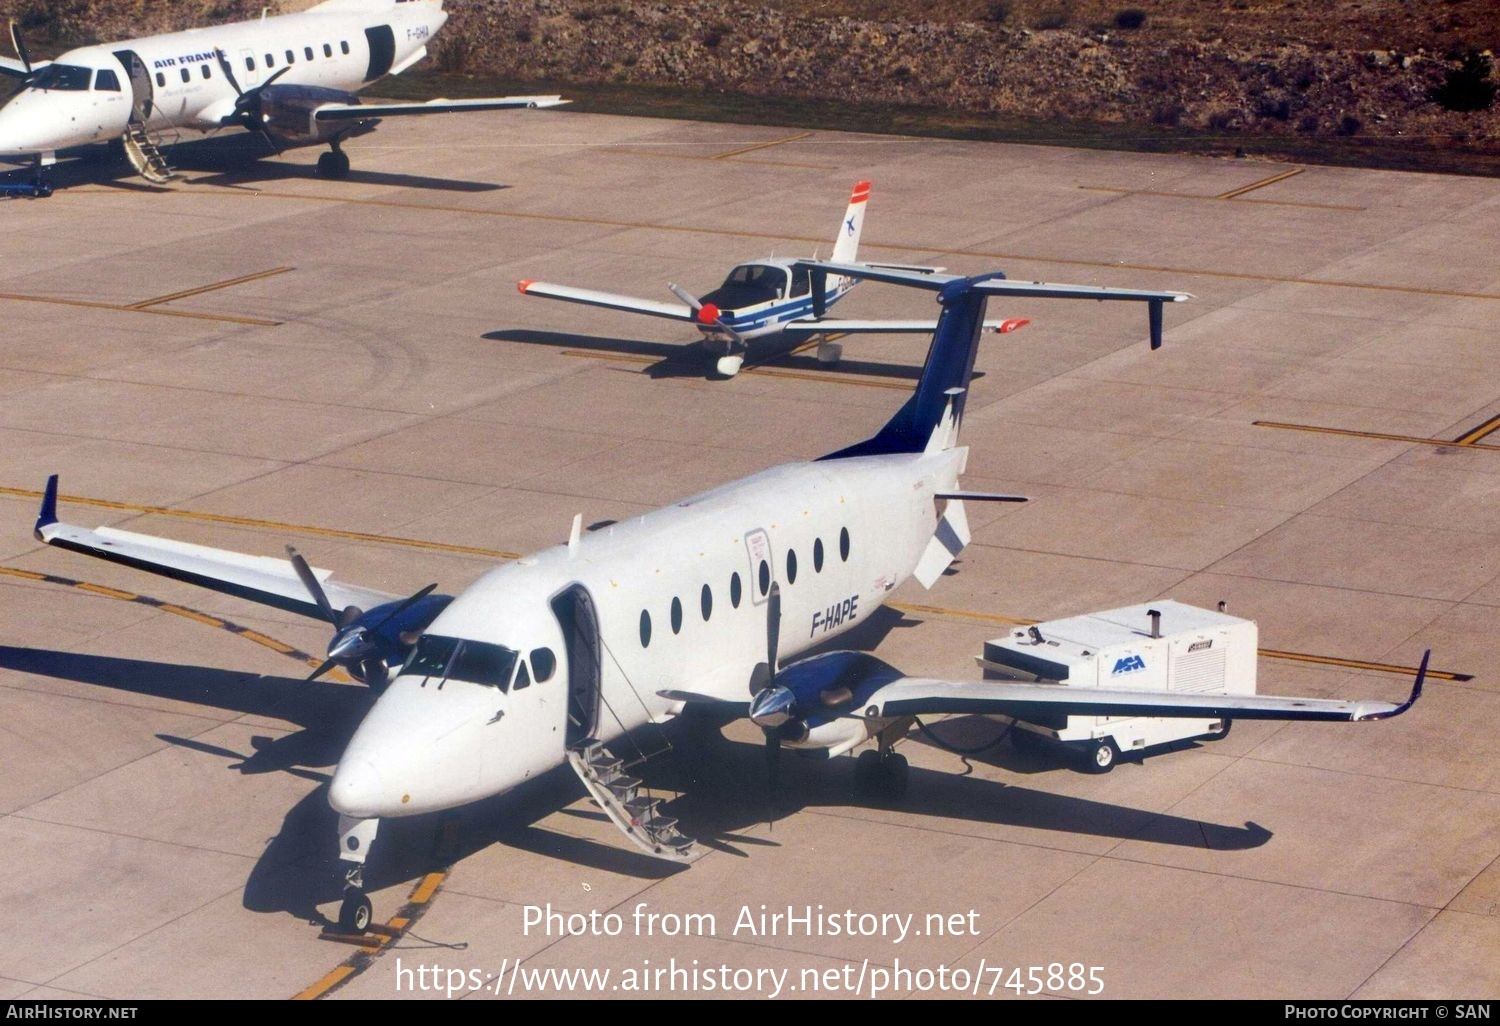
[769,651,907,757]
[257,85,361,144]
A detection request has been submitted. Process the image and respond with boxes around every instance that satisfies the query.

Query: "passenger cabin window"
[530,648,556,682]
[201,64,212,80]
[700,584,713,621]
[305,46,315,61]
[265,54,275,68]
[341,41,351,55]
[840,527,851,561]
[789,266,813,298]
[245,56,256,72]
[758,560,771,596]
[730,572,743,608]
[286,49,296,64]
[671,597,683,635]
[403,634,518,690]
[512,661,531,691]
[156,72,165,86]
[813,538,824,572]
[639,610,652,648]
[94,69,121,92]
[180,68,190,83]
[324,43,334,57]
[30,64,92,91]
[786,549,798,584]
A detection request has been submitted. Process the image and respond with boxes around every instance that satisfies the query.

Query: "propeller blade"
[214,47,243,98]
[9,21,32,75]
[667,282,703,312]
[306,657,339,682]
[286,546,338,624]
[766,582,781,682]
[260,65,291,93]
[369,583,440,631]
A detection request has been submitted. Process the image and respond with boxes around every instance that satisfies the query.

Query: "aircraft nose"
[0,97,48,156]
[328,756,387,818]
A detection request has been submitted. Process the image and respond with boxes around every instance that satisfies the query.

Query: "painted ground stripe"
[1216,167,1305,200]
[0,291,282,327]
[126,266,294,310]
[713,131,813,160]
[891,601,1472,681]
[1452,413,1500,446]
[1078,185,1364,212]
[298,870,450,1000]
[1253,421,1500,452]
[0,486,521,561]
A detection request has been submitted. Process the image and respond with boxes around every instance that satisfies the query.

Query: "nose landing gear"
[339,868,373,934]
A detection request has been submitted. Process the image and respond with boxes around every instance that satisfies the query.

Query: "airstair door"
[111,50,152,121]
[551,584,602,749]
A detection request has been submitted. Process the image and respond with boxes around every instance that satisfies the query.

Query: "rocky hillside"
[5,0,1496,161]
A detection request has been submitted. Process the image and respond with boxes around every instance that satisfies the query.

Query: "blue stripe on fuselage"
[704,287,849,333]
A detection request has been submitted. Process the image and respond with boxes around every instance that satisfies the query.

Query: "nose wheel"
[317,147,351,180]
[853,748,909,800]
[338,886,373,934]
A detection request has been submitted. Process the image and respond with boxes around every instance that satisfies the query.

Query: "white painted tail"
[830,180,870,264]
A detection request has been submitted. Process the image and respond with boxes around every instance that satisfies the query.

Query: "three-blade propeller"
[287,546,437,687]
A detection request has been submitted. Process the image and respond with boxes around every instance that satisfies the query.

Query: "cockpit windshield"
[404,634,519,690]
[29,64,94,91]
[702,264,788,309]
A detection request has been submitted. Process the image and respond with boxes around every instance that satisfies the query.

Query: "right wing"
[516,280,697,323]
[32,476,400,620]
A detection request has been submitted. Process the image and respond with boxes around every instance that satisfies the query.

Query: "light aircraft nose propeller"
[668,282,738,338]
[287,545,437,685]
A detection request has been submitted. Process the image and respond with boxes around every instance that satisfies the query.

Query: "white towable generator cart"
[979,600,1256,772]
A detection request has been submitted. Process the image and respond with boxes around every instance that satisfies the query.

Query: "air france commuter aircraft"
[0,0,564,185]
[30,264,1424,934]
[518,181,1030,376]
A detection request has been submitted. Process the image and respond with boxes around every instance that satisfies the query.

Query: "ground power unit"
[978,600,1256,772]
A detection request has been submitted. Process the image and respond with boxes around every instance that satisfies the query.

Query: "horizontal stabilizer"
[935,491,1029,503]
[315,96,568,121]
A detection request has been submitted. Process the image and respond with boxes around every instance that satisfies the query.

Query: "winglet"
[34,474,58,541]
[996,318,1029,334]
[1358,649,1429,721]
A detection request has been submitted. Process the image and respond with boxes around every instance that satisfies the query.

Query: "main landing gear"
[853,744,910,801]
[317,143,351,180]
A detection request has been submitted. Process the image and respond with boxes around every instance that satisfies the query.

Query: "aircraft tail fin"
[830,180,870,265]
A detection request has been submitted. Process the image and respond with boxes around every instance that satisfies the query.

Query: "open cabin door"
[551,584,601,749]
[111,49,152,121]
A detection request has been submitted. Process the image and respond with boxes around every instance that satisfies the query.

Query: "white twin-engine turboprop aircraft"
[0,0,564,185]
[517,181,1032,376]
[31,265,1425,935]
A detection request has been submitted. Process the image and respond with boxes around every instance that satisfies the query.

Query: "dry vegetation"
[3,0,1496,172]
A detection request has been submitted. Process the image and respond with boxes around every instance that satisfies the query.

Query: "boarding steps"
[122,121,175,183]
[567,739,697,863]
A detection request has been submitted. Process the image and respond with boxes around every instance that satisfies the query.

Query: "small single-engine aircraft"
[517,180,1031,376]
[29,263,1425,935]
[0,0,565,187]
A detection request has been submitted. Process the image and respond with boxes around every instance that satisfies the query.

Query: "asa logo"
[1112,655,1146,675]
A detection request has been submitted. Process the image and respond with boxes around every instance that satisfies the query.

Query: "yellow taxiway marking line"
[1252,421,1500,453]
[126,266,294,310]
[893,601,1471,681]
[0,486,520,561]
[293,965,358,1001]
[217,189,1497,302]
[0,289,281,327]
[713,131,814,160]
[409,871,445,905]
[604,145,834,170]
[1451,413,1500,446]
[1078,184,1362,212]
[1217,167,1305,200]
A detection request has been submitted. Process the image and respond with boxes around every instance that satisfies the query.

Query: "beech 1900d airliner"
[29,264,1425,934]
[0,0,565,186]
[517,181,1031,376]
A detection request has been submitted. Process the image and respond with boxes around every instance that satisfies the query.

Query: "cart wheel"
[1084,738,1118,774]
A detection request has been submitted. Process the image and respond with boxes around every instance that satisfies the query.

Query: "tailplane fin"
[830,180,870,265]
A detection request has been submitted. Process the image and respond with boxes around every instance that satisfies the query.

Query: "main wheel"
[338,887,373,934]
[853,749,881,796]
[318,150,351,180]
[1084,738,1118,774]
[882,753,909,801]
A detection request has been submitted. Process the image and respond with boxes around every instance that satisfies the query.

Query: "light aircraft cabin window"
[790,267,813,298]
[639,610,652,648]
[786,549,798,584]
[94,69,121,92]
[30,64,92,90]
[180,68,190,83]
[730,572,743,608]
[286,49,296,64]
[700,584,713,621]
[305,46,315,61]
[840,527,851,562]
[671,597,683,635]
[530,648,556,682]
[341,41,351,55]
[155,72,165,86]
[403,634,518,690]
[758,560,771,597]
[201,64,212,80]
[813,538,824,573]
[512,660,531,691]
[718,264,790,307]
[245,55,256,72]
[324,43,334,57]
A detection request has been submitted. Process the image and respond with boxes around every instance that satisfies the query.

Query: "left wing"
[314,96,568,122]
[781,318,1030,335]
[862,659,1427,724]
